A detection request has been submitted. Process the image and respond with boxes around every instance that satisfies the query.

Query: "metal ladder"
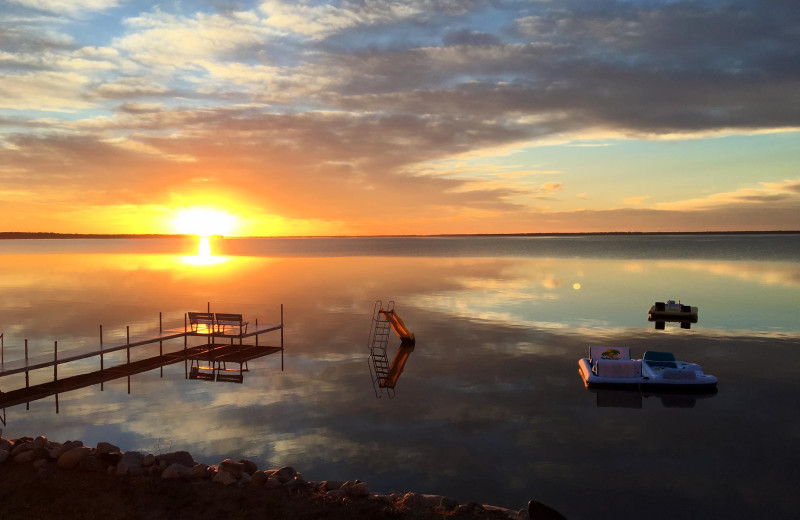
[368,300,395,398]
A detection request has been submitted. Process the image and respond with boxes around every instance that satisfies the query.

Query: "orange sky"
[1,1,799,236]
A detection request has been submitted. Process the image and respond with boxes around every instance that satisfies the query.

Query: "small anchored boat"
[578,346,717,390]
[648,300,698,320]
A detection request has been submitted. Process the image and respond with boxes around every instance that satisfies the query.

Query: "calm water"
[1,234,799,519]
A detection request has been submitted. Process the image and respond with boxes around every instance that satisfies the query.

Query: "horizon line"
[2,230,799,240]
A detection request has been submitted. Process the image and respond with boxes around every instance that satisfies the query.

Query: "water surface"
[1,235,798,519]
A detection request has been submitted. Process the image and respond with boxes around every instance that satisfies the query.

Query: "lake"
[1,234,799,519]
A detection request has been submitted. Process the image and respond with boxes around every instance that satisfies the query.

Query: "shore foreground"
[0,435,566,520]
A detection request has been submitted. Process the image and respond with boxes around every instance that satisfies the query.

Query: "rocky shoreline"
[0,435,566,519]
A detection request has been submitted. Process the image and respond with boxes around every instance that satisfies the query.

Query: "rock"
[0,450,9,464]
[528,499,567,520]
[483,504,517,518]
[99,452,122,468]
[116,451,144,476]
[191,464,209,479]
[400,493,431,511]
[142,454,156,467]
[156,451,194,468]
[238,473,251,487]
[439,496,459,511]
[272,466,298,483]
[342,481,370,498]
[11,443,30,457]
[264,477,282,490]
[455,502,486,515]
[321,480,343,491]
[49,440,82,460]
[162,463,194,479]
[219,459,244,479]
[0,438,12,451]
[239,459,257,475]
[326,489,347,499]
[107,465,116,476]
[95,442,120,456]
[284,476,310,493]
[32,436,48,450]
[13,449,40,464]
[58,446,91,469]
[32,458,50,470]
[249,470,269,486]
[212,470,238,486]
[78,456,101,472]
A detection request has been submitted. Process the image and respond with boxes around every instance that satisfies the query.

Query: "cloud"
[0,70,93,110]
[625,195,651,205]
[8,0,122,16]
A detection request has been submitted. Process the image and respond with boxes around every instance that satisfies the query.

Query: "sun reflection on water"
[181,237,229,267]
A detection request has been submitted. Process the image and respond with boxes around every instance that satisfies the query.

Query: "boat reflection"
[649,316,698,330]
[589,387,718,409]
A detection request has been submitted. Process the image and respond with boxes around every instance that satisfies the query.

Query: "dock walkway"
[0,307,284,380]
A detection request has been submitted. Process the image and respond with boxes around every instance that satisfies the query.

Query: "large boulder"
[155,451,194,468]
[162,463,194,479]
[0,450,9,464]
[219,459,244,479]
[212,470,238,486]
[32,436,48,450]
[249,470,269,486]
[116,451,144,476]
[95,442,120,456]
[49,440,83,460]
[58,446,91,469]
[528,499,567,520]
[272,466,298,483]
[239,459,258,476]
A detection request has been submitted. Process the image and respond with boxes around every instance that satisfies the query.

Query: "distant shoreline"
[1,230,798,240]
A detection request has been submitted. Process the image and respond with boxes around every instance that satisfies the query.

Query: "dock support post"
[126,326,130,365]
[255,318,259,347]
[100,325,104,391]
[54,341,58,382]
[24,339,29,389]
[1,332,4,365]
[281,304,284,372]
[159,312,163,378]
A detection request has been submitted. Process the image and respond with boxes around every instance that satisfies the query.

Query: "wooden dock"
[0,305,284,423]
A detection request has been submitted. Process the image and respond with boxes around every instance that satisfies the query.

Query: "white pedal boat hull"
[578,347,718,391]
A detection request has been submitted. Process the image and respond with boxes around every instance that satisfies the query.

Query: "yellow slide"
[380,310,415,346]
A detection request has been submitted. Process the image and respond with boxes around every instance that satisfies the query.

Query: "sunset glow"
[1,1,798,235]
[171,208,238,237]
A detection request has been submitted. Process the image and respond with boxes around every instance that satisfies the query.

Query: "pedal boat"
[648,300,698,321]
[578,347,717,390]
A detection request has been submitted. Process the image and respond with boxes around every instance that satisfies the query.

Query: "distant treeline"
[1,230,798,240]
[0,232,188,239]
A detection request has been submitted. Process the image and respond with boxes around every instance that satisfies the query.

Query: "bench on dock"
[214,313,249,335]
[188,312,215,333]
[187,312,249,335]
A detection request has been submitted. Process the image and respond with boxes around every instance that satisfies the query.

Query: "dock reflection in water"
[0,342,284,421]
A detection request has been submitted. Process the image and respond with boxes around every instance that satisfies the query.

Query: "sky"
[1,0,798,236]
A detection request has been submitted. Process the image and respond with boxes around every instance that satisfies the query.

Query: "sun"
[171,207,238,237]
